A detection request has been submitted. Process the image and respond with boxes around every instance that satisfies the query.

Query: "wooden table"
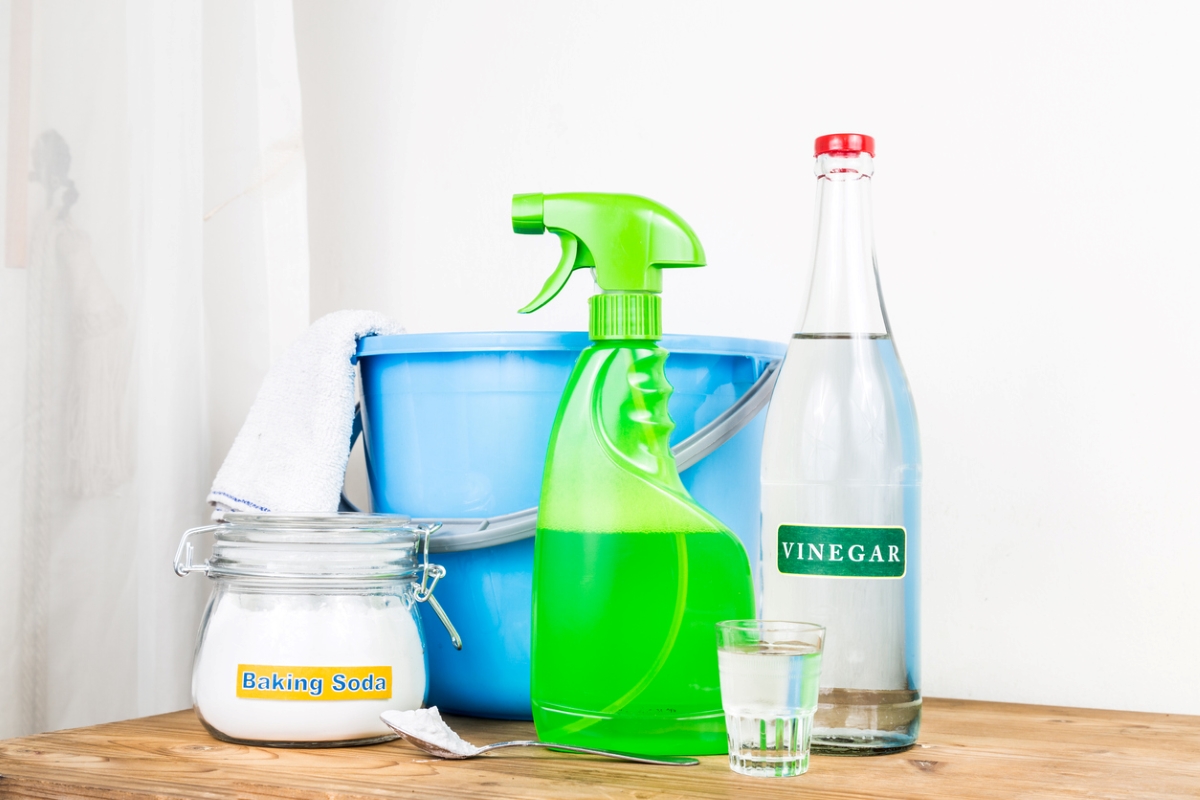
[1,698,1197,798]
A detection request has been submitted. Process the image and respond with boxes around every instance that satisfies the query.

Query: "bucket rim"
[357,331,786,360]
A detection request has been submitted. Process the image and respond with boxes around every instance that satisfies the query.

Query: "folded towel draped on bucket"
[208,310,404,515]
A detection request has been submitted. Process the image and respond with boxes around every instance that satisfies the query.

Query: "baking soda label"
[236,665,393,701]
[777,525,906,578]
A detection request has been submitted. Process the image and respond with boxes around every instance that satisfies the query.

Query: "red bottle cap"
[814,133,875,157]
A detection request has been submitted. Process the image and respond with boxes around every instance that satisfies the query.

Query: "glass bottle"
[760,133,922,754]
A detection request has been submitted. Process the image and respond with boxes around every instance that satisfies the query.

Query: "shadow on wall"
[18,129,133,733]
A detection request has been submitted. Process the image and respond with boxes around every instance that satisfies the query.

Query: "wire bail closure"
[174,524,221,577]
[172,518,462,650]
[413,523,462,650]
[414,523,446,601]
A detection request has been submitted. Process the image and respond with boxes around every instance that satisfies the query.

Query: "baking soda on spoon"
[382,707,479,756]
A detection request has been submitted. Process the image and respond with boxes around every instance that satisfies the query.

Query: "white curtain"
[0,0,310,737]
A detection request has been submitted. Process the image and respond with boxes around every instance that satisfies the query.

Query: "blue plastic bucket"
[356,331,784,719]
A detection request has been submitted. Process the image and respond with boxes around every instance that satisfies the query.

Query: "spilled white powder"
[193,591,426,743]
[381,706,478,755]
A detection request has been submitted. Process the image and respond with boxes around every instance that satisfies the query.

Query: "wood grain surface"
[0,698,1197,799]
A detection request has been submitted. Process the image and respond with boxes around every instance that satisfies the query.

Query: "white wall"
[293,0,1200,715]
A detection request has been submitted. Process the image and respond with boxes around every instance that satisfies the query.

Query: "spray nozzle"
[514,192,705,317]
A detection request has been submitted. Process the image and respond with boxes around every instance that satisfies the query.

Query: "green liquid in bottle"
[530,346,755,756]
[533,529,753,754]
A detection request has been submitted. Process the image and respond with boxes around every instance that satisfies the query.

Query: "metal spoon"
[380,710,699,766]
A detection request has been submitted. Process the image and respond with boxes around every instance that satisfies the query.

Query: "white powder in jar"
[193,589,426,744]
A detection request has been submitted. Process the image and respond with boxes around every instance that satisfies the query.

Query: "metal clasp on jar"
[412,523,461,650]
[173,524,220,576]
[172,520,462,650]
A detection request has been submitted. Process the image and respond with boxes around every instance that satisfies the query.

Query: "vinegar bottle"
[760,133,922,754]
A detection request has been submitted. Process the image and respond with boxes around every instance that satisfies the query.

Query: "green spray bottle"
[514,192,755,756]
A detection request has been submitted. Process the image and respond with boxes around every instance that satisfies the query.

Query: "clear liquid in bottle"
[761,134,921,754]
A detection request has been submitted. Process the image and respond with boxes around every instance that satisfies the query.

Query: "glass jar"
[174,513,459,747]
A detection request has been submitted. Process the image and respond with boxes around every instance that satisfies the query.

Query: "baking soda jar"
[174,513,458,747]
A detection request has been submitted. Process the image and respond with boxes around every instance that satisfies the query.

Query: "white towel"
[208,310,404,515]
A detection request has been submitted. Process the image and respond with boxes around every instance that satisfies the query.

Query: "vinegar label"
[777,525,906,579]
[236,665,392,701]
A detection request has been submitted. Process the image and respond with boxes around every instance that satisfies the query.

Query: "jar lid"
[201,512,424,581]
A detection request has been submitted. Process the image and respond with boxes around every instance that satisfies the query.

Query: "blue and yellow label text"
[236,664,392,701]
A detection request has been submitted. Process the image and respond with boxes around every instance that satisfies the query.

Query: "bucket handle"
[671,356,782,472]
[340,356,783,552]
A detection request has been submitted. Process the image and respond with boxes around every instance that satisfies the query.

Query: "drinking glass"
[716,620,825,777]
